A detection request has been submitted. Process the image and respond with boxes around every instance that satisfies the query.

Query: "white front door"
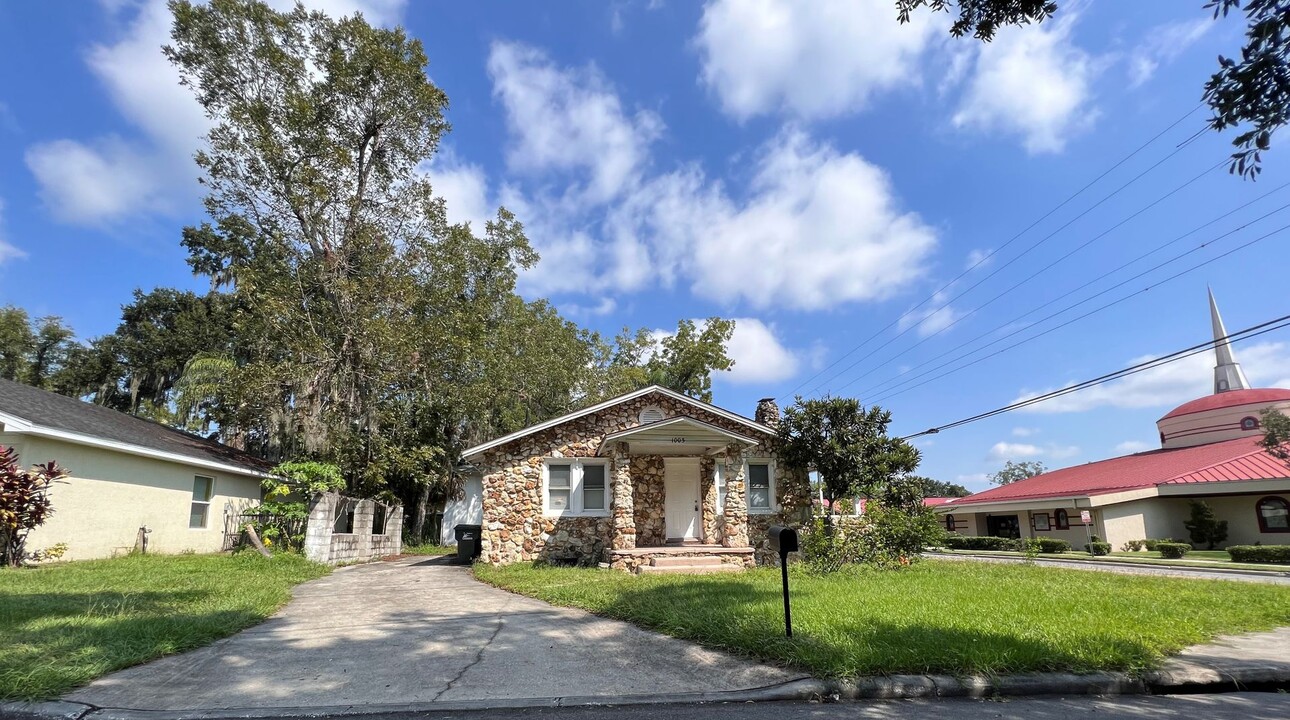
[664,458,701,541]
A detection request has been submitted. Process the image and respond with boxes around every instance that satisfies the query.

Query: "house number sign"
[670,437,687,444]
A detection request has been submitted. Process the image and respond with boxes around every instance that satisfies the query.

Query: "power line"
[870,219,1290,405]
[780,104,1204,402]
[853,182,1290,400]
[898,314,1290,440]
[826,157,1227,396]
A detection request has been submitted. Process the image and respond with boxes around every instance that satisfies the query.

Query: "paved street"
[930,552,1290,585]
[316,694,1290,720]
[66,557,799,711]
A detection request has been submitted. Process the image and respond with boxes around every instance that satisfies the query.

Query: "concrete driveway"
[66,556,802,712]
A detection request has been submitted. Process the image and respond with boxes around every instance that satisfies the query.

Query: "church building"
[939,291,1290,550]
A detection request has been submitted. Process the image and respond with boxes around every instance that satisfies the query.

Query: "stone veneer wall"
[476,390,809,566]
[632,455,667,546]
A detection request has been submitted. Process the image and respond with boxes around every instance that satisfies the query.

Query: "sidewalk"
[930,551,1290,585]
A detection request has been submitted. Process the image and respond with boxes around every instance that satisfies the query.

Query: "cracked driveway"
[66,556,801,711]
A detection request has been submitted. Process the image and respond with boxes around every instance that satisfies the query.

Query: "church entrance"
[986,515,1021,539]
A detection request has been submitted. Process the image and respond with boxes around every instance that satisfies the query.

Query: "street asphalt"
[294,693,1290,720]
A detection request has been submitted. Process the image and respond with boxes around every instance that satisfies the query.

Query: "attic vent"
[639,406,665,424]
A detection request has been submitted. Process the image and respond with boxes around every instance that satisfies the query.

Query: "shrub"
[1036,537,1071,553]
[1183,500,1228,550]
[1120,540,1145,552]
[1157,542,1191,559]
[1015,537,1042,560]
[0,448,68,567]
[801,516,864,574]
[1084,536,1111,555]
[858,501,944,569]
[1143,538,1177,552]
[943,535,1015,551]
[1226,545,1290,564]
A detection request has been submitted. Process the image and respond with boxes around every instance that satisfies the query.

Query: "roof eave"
[4,422,271,478]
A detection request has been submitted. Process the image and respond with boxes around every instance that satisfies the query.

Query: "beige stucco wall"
[1158,400,1290,449]
[11,434,262,561]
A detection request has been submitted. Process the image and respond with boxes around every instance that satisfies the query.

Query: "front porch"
[599,416,761,569]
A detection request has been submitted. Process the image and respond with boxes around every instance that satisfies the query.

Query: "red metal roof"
[1159,388,1290,420]
[944,435,1290,507]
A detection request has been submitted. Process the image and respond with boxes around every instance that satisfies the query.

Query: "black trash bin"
[454,523,482,564]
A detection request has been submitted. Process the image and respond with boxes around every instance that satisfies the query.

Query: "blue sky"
[2,0,1289,490]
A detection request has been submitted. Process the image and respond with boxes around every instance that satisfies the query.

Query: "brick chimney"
[755,397,780,427]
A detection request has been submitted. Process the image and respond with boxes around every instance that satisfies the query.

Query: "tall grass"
[476,559,1290,677]
[0,553,329,700]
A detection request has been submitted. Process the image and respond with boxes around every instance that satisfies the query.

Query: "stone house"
[452,385,810,572]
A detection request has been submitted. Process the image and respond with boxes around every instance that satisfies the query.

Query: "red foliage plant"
[0,446,68,567]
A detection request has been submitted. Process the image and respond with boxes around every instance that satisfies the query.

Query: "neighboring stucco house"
[0,379,269,561]
[449,385,811,572]
[939,293,1290,550]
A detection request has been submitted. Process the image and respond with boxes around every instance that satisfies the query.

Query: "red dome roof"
[1159,388,1290,421]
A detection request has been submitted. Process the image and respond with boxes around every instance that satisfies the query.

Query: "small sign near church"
[1080,510,1092,524]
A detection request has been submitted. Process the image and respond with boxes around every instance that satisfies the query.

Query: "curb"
[4,667,1285,720]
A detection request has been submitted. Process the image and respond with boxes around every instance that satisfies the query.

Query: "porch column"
[721,444,749,547]
[610,441,636,550]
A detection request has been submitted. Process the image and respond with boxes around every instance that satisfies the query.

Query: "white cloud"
[487,41,663,204]
[966,248,992,269]
[606,128,939,310]
[561,297,618,318]
[0,198,27,265]
[720,318,800,384]
[952,14,1098,153]
[696,0,942,120]
[1013,341,1290,414]
[493,49,939,310]
[1128,19,1210,88]
[425,152,493,230]
[26,0,405,226]
[955,472,991,491]
[898,291,961,338]
[989,441,1043,460]
[1012,427,1038,437]
[1115,440,1153,454]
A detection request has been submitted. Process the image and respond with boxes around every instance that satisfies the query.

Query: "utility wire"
[780,104,1204,402]
[854,182,1290,399]
[874,221,1290,406]
[898,314,1290,440]
[827,157,1227,396]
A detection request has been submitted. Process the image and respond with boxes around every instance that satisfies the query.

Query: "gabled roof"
[943,435,1289,507]
[0,378,272,477]
[595,416,761,455]
[461,385,775,460]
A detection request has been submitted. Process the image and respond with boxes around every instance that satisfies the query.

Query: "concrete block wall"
[304,491,403,565]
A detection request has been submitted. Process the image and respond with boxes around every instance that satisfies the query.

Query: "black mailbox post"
[768,525,798,638]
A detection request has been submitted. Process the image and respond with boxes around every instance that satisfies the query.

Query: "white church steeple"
[1209,288,1250,394]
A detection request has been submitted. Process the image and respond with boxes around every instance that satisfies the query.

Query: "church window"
[1241,416,1260,431]
[1256,496,1289,533]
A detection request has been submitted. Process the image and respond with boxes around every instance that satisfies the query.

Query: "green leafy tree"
[895,0,1290,178]
[777,396,921,513]
[1183,499,1229,549]
[909,475,972,498]
[990,460,1047,485]
[0,308,79,390]
[0,447,68,567]
[646,318,735,402]
[1260,407,1290,461]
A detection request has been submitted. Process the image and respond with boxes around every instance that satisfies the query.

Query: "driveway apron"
[65,557,801,711]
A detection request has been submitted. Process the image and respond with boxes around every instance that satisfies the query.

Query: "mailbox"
[768,525,798,555]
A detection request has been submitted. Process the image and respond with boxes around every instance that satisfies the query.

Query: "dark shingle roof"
[0,378,271,475]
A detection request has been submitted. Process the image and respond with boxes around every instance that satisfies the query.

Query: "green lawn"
[0,553,329,700]
[476,560,1290,678]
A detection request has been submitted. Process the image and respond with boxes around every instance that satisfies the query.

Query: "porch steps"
[636,555,743,575]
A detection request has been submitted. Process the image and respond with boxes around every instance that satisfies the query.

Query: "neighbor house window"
[544,460,610,516]
[1256,496,1290,533]
[190,476,213,529]
[1054,509,1070,530]
[1241,416,1260,431]
[372,504,387,535]
[746,461,774,513]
